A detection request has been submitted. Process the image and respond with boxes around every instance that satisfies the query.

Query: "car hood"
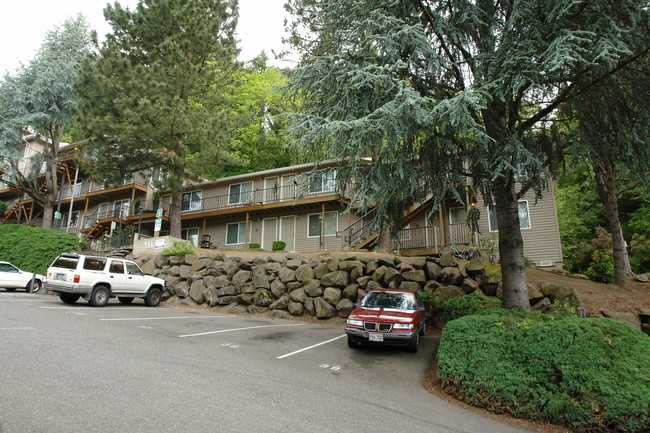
[349,307,416,323]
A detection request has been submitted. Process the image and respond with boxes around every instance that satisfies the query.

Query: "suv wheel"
[145,288,162,307]
[59,293,80,304]
[90,285,110,307]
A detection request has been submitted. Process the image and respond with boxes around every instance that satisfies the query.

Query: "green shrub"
[438,314,650,432]
[441,291,505,321]
[248,243,261,249]
[162,240,195,257]
[0,225,86,275]
[585,250,615,284]
[629,233,650,274]
[272,241,286,251]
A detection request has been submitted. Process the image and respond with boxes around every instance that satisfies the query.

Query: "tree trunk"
[170,189,182,239]
[42,204,54,229]
[494,179,530,310]
[375,228,391,253]
[594,159,633,285]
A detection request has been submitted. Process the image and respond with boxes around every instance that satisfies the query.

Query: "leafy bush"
[585,250,615,284]
[248,243,261,249]
[438,314,650,432]
[441,291,504,321]
[629,233,650,274]
[272,241,286,251]
[0,225,86,274]
[161,240,195,257]
[564,226,612,274]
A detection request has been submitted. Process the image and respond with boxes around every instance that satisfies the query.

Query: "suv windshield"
[361,292,416,310]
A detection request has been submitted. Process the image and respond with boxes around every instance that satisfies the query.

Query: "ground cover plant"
[437,312,650,432]
[0,225,86,274]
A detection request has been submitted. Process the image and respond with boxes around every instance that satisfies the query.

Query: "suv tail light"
[74,275,80,283]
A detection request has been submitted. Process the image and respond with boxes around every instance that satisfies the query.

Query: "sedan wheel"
[27,280,41,293]
[406,332,419,353]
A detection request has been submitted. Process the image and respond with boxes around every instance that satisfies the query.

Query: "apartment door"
[281,174,297,200]
[113,199,130,219]
[262,218,278,250]
[264,177,280,203]
[280,216,296,252]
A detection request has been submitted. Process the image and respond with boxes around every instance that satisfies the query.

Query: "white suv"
[44,253,165,307]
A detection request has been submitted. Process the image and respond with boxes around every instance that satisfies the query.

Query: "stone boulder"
[175,280,190,298]
[253,289,274,307]
[432,285,465,303]
[270,280,287,298]
[304,297,316,316]
[440,267,464,286]
[540,283,581,310]
[323,287,342,306]
[321,271,349,288]
[288,302,305,316]
[296,264,315,282]
[232,270,253,286]
[303,279,323,297]
[439,252,457,268]
[402,269,426,283]
[399,281,421,292]
[290,288,308,304]
[272,310,292,319]
[278,268,296,283]
[270,294,291,310]
[252,274,270,289]
[189,280,206,304]
[204,288,220,307]
[602,311,642,330]
[336,298,355,317]
[342,284,359,301]
[314,297,335,319]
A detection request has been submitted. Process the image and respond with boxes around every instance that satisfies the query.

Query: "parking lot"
[0,291,533,433]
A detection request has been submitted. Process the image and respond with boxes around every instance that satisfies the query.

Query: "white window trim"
[307,211,338,238]
[487,200,532,232]
[181,190,202,212]
[228,181,254,205]
[225,221,252,245]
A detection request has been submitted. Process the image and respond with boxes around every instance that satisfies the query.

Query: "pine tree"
[0,15,93,229]
[75,0,240,238]
[285,0,649,308]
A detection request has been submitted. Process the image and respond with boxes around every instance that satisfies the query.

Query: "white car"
[0,261,43,293]
[44,253,165,307]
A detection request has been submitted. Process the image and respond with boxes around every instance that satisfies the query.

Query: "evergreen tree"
[567,58,650,285]
[0,15,93,229]
[75,0,239,238]
[285,0,649,308]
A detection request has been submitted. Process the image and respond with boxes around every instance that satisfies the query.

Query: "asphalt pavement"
[0,291,533,433]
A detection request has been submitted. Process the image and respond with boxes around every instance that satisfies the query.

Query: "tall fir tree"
[75,0,240,238]
[0,15,93,229]
[285,0,649,308]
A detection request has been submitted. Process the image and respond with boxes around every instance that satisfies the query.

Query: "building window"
[309,170,337,194]
[487,201,531,232]
[226,222,252,245]
[308,212,338,238]
[181,227,199,247]
[64,211,80,228]
[229,181,253,205]
[182,190,202,212]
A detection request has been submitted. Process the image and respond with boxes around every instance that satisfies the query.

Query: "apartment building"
[1,137,563,268]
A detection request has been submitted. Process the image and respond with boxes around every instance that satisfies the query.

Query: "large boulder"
[295,264,315,282]
[232,270,253,286]
[465,258,485,277]
[265,262,282,274]
[253,289,274,307]
[336,298,355,317]
[313,263,330,279]
[278,268,297,283]
[269,294,291,310]
[399,281,421,292]
[601,311,642,330]
[252,274,270,290]
[288,302,305,316]
[189,280,206,304]
[204,287,220,307]
[304,297,316,316]
[270,280,287,298]
[290,288,308,304]
[540,283,581,310]
[402,269,426,283]
[440,267,464,286]
[314,297,335,318]
[321,271,349,288]
[303,279,324,297]
[383,267,401,285]
[323,287,342,306]
[460,278,480,294]
[439,252,457,268]
[527,285,545,303]
[339,260,365,271]
[175,280,190,298]
[431,285,465,303]
[342,284,359,301]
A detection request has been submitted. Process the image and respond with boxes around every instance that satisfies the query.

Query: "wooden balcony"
[179,183,342,222]
[391,224,476,256]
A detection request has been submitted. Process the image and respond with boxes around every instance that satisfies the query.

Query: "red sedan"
[345,289,426,353]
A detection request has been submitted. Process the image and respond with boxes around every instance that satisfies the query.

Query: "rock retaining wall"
[134,251,590,321]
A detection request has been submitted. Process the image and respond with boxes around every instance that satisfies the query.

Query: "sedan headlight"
[347,319,363,327]
[393,323,415,330]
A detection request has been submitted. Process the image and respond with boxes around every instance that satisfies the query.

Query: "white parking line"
[179,323,304,338]
[0,327,36,330]
[41,306,154,310]
[276,335,346,359]
[0,299,48,302]
[101,315,235,321]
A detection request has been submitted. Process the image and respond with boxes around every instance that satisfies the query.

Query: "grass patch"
[0,225,86,274]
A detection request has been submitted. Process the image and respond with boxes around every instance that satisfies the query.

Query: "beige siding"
[476,183,563,268]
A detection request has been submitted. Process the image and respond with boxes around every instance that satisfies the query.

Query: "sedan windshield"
[361,292,416,310]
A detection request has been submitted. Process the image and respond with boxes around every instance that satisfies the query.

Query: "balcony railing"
[180,182,340,215]
[342,208,377,248]
[60,172,148,200]
[391,224,472,252]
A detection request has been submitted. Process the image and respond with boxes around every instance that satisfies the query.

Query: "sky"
[0,0,293,74]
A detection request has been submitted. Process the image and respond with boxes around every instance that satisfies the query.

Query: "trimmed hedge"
[438,314,650,432]
[0,225,86,275]
[441,291,505,321]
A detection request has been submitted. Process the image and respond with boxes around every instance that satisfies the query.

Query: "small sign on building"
[154,218,162,232]
[155,238,165,249]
